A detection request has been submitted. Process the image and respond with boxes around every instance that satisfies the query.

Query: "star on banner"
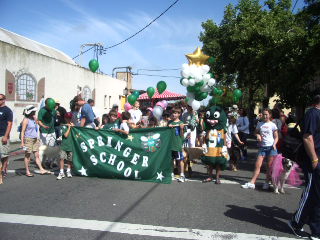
[127,135,134,141]
[156,171,164,181]
[78,166,88,176]
[185,47,210,66]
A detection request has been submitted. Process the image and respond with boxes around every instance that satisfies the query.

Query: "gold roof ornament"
[185,47,210,66]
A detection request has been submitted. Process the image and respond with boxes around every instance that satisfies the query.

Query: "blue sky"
[0,0,305,96]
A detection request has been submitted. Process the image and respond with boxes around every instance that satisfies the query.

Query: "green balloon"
[234,89,243,98]
[213,87,220,95]
[217,89,224,96]
[195,80,204,87]
[89,59,99,72]
[208,57,215,64]
[133,91,140,97]
[195,93,202,101]
[210,73,215,78]
[157,81,167,94]
[46,98,56,110]
[200,92,208,100]
[194,86,201,93]
[128,95,137,106]
[187,86,195,92]
[147,87,155,98]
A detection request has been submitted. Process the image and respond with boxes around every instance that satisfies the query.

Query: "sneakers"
[310,235,320,240]
[241,182,255,189]
[178,175,185,183]
[66,171,72,178]
[287,220,309,238]
[57,172,65,180]
[262,182,270,190]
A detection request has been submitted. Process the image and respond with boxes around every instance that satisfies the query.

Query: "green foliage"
[200,0,320,108]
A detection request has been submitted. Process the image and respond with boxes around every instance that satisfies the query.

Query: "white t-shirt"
[120,122,130,132]
[226,124,239,147]
[129,109,142,124]
[256,121,278,147]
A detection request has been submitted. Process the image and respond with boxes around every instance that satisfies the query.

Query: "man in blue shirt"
[289,94,320,239]
[80,99,95,128]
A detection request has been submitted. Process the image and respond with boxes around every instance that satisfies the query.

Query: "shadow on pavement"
[224,204,292,234]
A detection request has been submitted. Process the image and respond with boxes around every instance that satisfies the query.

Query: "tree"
[200,0,318,113]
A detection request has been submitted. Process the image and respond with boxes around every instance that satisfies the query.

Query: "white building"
[0,28,127,141]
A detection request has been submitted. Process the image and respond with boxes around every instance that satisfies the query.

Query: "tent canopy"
[138,89,186,101]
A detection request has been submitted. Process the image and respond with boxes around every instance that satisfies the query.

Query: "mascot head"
[205,105,227,131]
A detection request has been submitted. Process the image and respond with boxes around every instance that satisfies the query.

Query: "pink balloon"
[124,102,132,112]
[161,100,168,108]
[156,101,165,109]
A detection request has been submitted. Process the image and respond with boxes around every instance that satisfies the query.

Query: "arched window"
[82,86,92,102]
[16,74,37,101]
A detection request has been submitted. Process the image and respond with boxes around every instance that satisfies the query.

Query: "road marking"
[0,213,298,240]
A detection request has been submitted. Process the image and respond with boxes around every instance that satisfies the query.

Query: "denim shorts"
[257,146,277,157]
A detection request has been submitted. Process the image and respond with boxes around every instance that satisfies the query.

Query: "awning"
[138,89,186,101]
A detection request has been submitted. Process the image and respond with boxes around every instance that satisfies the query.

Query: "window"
[16,74,36,101]
[82,86,92,102]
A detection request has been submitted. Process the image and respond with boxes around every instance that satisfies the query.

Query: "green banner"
[70,127,173,183]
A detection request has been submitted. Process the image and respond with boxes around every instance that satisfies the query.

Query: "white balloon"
[153,106,163,120]
[200,84,211,92]
[187,98,194,106]
[202,65,210,74]
[182,78,189,87]
[194,72,203,82]
[182,69,190,78]
[182,63,189,71]
[188,78,195,86]
[203,73,211,81]
[192,100,201,111]
[208,78,216,86]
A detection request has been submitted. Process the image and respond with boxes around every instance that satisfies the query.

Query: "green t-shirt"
[168,120,184,152]
[60,125,72,152]
[103,119,120,130]
[38,108,56,134]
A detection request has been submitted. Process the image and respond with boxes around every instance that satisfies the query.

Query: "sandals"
[40,171,51,175]
[202,178,213,183]
[26,173,34,177]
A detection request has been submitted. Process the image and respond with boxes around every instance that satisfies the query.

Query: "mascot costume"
[202,105,228,184]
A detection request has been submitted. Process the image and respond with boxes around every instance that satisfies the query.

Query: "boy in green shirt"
[102,110,120,130]
[57,112,74,180]
[168,107,185,182]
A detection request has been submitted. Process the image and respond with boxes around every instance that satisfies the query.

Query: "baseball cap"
[24,105,37,115]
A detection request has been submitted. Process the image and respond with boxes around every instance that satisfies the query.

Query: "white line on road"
[0,213,298,240]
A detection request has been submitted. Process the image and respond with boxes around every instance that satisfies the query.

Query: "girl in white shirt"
[241,108,278,190]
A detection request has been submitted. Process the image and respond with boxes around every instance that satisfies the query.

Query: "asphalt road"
[0,139,303,240]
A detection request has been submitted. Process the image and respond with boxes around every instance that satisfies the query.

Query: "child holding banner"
[168,107,185,182]
[57,112,74,180]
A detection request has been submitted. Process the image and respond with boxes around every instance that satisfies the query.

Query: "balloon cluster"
[180,63,216,110]
[153,100,168,120]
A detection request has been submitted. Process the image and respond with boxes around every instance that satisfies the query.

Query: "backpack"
[281,121,304,164]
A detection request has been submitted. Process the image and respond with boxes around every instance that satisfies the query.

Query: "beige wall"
[0,41,127,141]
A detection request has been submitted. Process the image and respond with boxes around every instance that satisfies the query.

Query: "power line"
[132,73,181,79]
[136,68,180,74]
[72,0,180,60]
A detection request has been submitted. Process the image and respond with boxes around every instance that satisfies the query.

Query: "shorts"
[24,138,40,153]
[258,146,277,157]
[40,133,56,146]
[59,150,73,162]
[0,136,10,158]
[172,151,184,161]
